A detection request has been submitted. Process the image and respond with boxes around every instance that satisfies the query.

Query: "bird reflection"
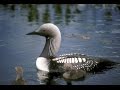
[36,69,86,85]
[37,70,50,85]
[12,66,27,85]
[63,70,86,85]
[37,70,63,85]
[36,59,117,85]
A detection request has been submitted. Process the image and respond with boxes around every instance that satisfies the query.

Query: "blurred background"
[0,4,120,85]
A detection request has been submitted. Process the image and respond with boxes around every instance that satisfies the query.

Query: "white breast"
[36,57,49,72]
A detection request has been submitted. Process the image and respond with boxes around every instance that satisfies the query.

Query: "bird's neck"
[40,35,61,58]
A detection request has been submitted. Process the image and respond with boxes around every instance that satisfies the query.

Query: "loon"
[27,23,116,81]
[12,66,27,85]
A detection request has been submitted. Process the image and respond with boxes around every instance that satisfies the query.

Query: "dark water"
[0,4,120,85]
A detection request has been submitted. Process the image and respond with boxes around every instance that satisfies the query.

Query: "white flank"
[71,58,75,63]
[69,58,72,63]
[64,59,67,63]
[82,58,86,62]
[67,58,70,63]
[57,60,60,63]
[61,59,64,63]
[78,58,82,63]
[59,60,62,63]
[74,58,78,63]
[36,57,49,72]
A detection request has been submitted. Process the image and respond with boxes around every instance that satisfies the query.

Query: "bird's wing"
[52,53,117,73]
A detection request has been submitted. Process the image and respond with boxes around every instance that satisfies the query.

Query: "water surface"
[0,4,120,85]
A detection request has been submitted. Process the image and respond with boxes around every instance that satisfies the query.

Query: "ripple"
[65,34,91,40]
[103,46,120,49]
[112,52,117,54]
[95,31,106,34]
[96,23,105,26]
[97,20,103,22]
[111,29,120,34]
[0,40,6,47]
[0,44,6,47]
[114,19,120,21]
[0,40,4,42]
[113,23,120,26]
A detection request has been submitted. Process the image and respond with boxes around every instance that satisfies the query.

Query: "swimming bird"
[27,23,117,81]
[12,66,27,85]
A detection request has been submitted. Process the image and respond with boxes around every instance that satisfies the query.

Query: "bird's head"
[26,23,61,38]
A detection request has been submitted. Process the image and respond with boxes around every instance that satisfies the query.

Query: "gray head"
[27,23,61,57]
[27,23,61,38]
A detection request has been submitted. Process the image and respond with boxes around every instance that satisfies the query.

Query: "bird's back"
[51,53,117,73]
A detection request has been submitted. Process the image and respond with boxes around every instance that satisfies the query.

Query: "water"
[0,4,120,85]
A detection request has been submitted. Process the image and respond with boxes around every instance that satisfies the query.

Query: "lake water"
[0,4,120,85]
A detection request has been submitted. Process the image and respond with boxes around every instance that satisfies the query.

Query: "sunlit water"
[0,4,120,85]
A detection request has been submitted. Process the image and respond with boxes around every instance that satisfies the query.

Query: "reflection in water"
[1,4,16,11]
[104,11,112,17]
[12,66,26,85]
[65,4,71,25]
[117,4,120,10]
[9,4,15,11]
[0,4,117,25]
[42,5,50,23]
[37,70,49,85]
[9,4,15,17]
[0,4,120,85]
[54,4,62,15]
[27,4,39,22]
[104,8,112,21]
[36,71,70,85]
[20,4,28,9]
[54,4,62,24]
[37,70,63,85]
[77,4,86,12]
[1,4,8,9]
[74,5,81,14]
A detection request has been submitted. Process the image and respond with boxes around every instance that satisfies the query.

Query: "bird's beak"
[26,31,40,35]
